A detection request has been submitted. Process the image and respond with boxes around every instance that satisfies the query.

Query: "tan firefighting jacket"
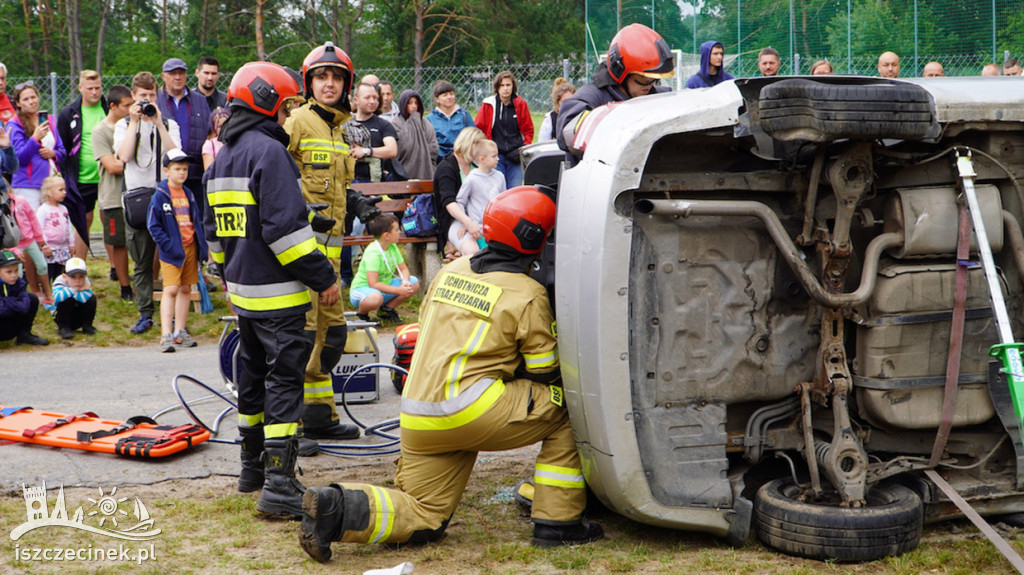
[400,256,560,431]
[284,102,355,257]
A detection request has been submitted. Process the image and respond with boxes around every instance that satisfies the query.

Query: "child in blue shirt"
[51,257,97,339]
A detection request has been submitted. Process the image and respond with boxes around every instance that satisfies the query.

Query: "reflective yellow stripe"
[523,349,558,369]
[298,139,350,153]
[276,236,320,266]
[265,422,298,439]
[210,250,225,264]
[445,320,490,400]
[369,487,395,543]
[238,412,264,427]
[304,380,335,399]
[400,379,506,431]
[573,109,591,133]
[314,243,344,258]
[208,190,256,206]
[534,463,585,489]
[229,290,311,312]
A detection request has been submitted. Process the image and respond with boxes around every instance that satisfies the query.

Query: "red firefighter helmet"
[606,23,675,85]
[226,61,304,117]
[301,42,354,97]
[482,186,556,255]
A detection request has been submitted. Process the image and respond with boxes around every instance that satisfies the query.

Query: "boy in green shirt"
[349,214,420,323]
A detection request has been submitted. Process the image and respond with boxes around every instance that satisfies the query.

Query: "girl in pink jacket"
[10,190,52,303]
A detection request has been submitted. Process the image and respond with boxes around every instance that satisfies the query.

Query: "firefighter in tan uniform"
[285,42,380,442]
[298,187,603,562]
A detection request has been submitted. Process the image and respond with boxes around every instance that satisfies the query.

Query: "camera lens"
[140,99,157,117]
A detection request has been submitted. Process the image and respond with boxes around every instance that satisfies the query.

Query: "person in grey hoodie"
[686,41,734,88]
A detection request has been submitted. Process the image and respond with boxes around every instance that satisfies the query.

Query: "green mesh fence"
[585,0,1024,78]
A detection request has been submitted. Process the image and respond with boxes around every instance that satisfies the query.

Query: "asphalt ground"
[0,334,404,494]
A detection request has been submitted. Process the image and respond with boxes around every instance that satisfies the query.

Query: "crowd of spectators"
[0,43,1022,347]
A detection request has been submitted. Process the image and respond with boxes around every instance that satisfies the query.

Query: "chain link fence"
[8,51,1008,118]
[10,61,593,118]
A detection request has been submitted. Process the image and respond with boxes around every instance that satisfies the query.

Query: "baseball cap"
[162,58,188,73]
[65,257,87,275]
[163,148,191,167]
[0,250,18,268]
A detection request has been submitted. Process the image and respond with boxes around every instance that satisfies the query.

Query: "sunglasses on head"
[13,80,34,92]
[631,76,658,87]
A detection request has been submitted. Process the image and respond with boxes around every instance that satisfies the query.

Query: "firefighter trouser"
[332,380,586,544]
[236,314,314,440]
[303,256,346,419]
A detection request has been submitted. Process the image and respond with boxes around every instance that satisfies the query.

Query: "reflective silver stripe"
[269,227,316,256]
[401,377,498,417]
[447,321,489,399]
[313,232,346,247]
[535,467,584,485]
[524,349,559,368]
[208,240,222,252]
[226,280,308,299]
[206,176,251,193]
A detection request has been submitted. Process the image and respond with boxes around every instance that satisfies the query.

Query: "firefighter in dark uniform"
[203,61,340,517]
[556,23,673,165]
[297,187,603,563]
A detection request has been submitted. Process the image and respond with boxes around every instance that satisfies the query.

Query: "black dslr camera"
[139,99,157,117]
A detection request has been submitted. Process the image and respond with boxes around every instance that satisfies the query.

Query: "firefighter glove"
[347,189,383,223]
[306,203,337,233]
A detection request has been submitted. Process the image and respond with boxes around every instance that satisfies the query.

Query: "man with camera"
[114,71,182,335]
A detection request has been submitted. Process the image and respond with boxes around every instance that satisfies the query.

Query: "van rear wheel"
[754,478,923,562]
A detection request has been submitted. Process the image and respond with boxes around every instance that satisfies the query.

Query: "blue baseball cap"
[162,58,188,73]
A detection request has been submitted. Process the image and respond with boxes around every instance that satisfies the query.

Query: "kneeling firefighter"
[298,186,603,562]
[203,61,341,516]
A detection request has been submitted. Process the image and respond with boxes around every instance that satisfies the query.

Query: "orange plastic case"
[0,406,210,458]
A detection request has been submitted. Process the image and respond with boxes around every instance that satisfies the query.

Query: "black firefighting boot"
[298,484,346,563]
[530,519,604,547]
[302,403,360,440]
[296,428,320,457]
[237,425,264,493]
[257,437,306,519]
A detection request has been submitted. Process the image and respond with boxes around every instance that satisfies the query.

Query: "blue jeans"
[497,153,523,188]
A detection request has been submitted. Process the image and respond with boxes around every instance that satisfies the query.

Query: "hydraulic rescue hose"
[155,363,408,457]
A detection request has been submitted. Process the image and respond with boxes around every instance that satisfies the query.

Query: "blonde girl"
[35,175,75,281]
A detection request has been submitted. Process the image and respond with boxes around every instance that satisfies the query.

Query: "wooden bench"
[345,180,441,287]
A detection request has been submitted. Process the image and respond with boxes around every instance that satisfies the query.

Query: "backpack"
[401,194,438,238]
[0,190,20,249]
